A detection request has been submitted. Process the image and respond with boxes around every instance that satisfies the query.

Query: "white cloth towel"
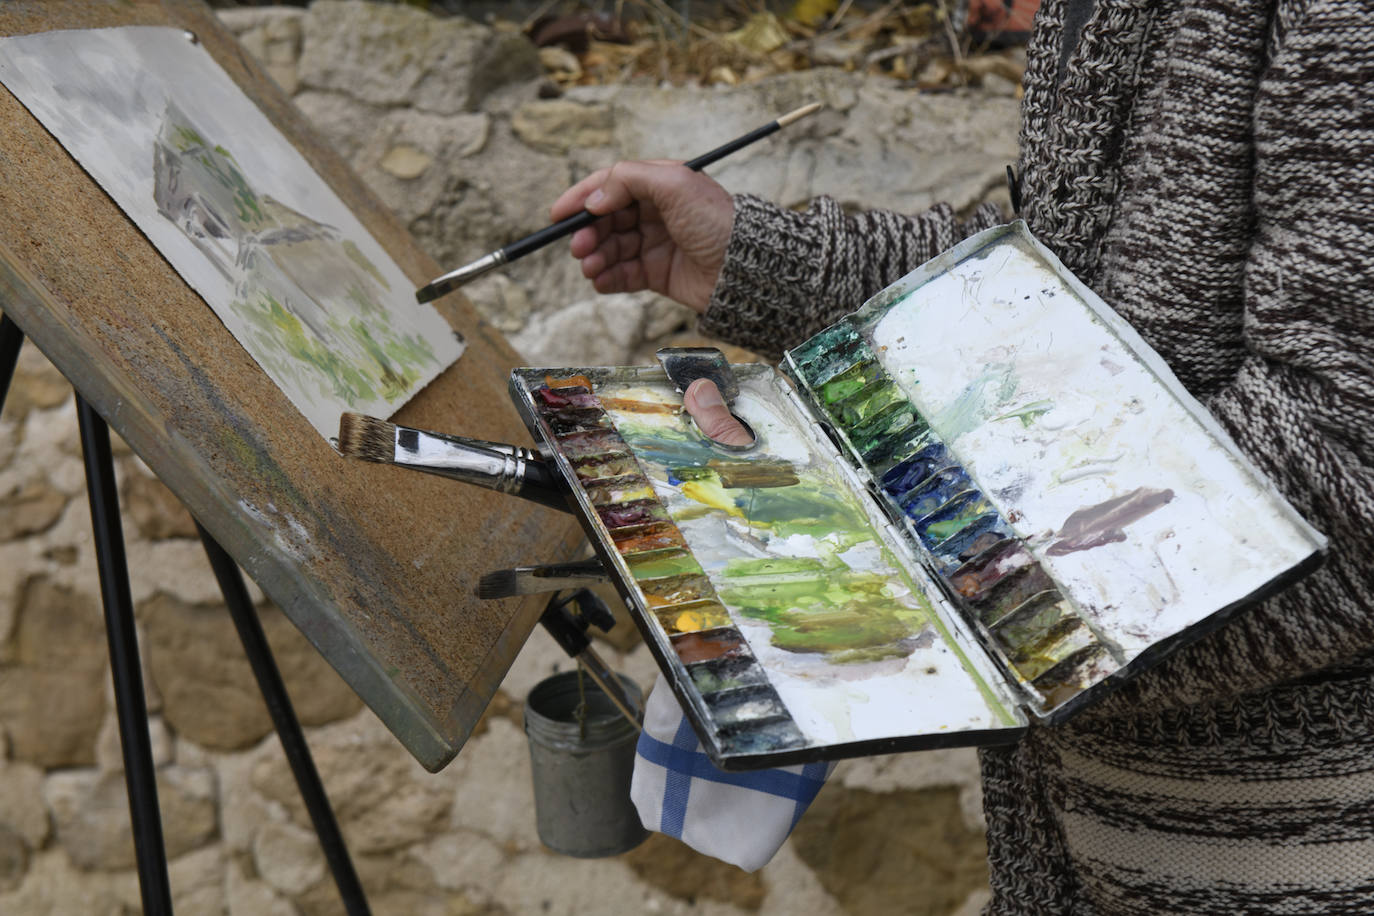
[629,674,833,872]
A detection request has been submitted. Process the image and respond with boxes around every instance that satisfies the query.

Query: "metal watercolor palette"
[509,221,1326,770]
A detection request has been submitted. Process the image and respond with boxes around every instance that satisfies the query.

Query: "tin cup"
[524,670,647,857]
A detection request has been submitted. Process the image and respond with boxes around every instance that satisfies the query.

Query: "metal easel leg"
[76,394,175,916]
[196,525,372,916]
[0,312,23,409]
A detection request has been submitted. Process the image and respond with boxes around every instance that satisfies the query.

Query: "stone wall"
[0,2,1020,913]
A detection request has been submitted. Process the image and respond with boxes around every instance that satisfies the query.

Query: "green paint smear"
[628,550,704,581]
[931,362,1019,441]
[605,399,1017,725]
[990,399,1054,428]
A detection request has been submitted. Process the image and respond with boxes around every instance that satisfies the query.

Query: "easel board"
[0,0,582,771]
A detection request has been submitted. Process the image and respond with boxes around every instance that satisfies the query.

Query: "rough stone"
[0,848,141,914]
[0,576,106,767]
[169,845,231,916]
[405,123,571,270]
[352,110,491,223]
[511,99,614,154]
[46,767,217,871]
[379,144,433,180]
[2,345,70,424]
[141,593,362,751]
[789,783,989,916]
[298,0,540,115]
[460,273,533,334]
[621,832,766,909]
[251,713,451,854]
[0,824,27,893]
[120,468,198,540]
[252,821,325,896]
[0,760,51,852]
[508,292,693,367]
[0,479,67,541]
[444,718,533,850]
[95,712,174,773]
[410,829,507,894]
[290,91,386,163]
[226,856,296,916]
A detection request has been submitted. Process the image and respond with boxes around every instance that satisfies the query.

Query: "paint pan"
[705,685,791,733]
[655,600,733,636]
[881,442,952,497]
[948,538,1029,597]
[558,430,631,461]
[687,655,768,695]
[610,523,687,554]
[719,719,808,754]
[573,454,642,481]
[916,491,994,547]
[1007,617,1099,681]
[671,627,752,665]
[968,566,1059,627]
[584,475,657,506]
[818,362,884,403]
[597,499,669,529]
[899,467,975,520]
[1031,645,1119,705]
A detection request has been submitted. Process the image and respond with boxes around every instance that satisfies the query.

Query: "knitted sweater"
[699,0,1374,911]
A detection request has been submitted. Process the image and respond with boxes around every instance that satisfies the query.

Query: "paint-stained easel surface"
[0,1,581,771]
[509,222,1326,770]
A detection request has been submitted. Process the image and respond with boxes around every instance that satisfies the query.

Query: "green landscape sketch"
[0,27,463,439]
[153,102,442,410]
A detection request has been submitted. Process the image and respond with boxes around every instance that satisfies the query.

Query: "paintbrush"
[338,412,571,513]
[415,101,824,303]
[476,559,609,600]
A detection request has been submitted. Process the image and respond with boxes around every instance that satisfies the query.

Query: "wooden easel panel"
[0,0,581,771]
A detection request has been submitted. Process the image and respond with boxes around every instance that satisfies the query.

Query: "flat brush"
[476,559,609,600]
[415,101,823,303]
[338,413,571,513]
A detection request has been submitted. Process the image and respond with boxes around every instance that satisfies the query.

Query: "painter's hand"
[552,161,734,314]
[684,379,754,447]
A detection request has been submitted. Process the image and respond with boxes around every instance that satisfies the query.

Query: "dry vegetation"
[518,1,1028,93]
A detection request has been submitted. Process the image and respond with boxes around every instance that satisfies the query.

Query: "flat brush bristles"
[336,413,572,513]
[338,413,398,463]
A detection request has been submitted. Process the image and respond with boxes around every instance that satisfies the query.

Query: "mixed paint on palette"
[786,224,1323,715]
[512,224,1323,766]
[0,27,462,439]
[521,369,1021,764]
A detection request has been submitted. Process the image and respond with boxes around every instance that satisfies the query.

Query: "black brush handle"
[500,121,782,264]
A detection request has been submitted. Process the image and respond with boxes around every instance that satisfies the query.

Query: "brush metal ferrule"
[415,250,507,303]
[392,426,570,512]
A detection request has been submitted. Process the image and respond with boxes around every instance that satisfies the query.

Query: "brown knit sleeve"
[698,193,1005,360]
[1085,0,1374,716]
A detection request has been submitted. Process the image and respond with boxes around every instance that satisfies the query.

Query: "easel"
[1,311,369,913]
[0,2,583,911]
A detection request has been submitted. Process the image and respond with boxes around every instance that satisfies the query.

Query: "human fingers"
[550,167,611,221]
[569,204,642,259]
[581,161,689,217]
[683,379,754,448]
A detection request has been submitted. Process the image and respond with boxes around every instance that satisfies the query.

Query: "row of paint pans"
[531,379,810,756]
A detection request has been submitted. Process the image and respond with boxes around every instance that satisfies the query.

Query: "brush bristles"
[475,569,519,600]
[337,413,397,463]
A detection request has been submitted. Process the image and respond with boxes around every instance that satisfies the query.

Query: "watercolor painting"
[0,27,462,439]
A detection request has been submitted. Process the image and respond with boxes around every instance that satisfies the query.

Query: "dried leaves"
[527,1,1028,93]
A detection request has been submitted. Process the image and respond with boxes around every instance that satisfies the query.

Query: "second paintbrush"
[415,101,822,304]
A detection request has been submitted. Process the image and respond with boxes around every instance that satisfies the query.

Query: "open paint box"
[508,222,1326,771]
